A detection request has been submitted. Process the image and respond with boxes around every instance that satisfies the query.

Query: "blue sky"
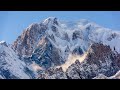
[0,11,120,44]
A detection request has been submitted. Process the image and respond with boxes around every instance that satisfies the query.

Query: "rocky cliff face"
[12,23,47,57]
[37,43,120,79]
[66,43,120,79]
[12,17,59,57]
[30,36,64,69]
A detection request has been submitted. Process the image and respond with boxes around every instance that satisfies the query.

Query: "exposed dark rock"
[12,23,47,57]
[31,36,64,69]
[66,43,120,79]
[72,46,83,55]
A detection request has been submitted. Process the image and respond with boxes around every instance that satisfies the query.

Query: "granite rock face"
[31,36,64,69]
[12,23,47,57]
[66,43,120,79]
[37,43,120,79]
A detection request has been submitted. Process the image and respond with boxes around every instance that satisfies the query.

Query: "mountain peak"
[45,17,57,20]
[0,40,5,44]
[0,41,8,47]
[42,17,59,26]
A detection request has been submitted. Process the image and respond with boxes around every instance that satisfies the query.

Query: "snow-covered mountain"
[0,41,36,79]
[1,17,120,79]
[93,70,120,79]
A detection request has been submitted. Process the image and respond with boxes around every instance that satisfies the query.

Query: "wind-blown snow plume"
[31,62,43,72]
[57,52,88,72]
